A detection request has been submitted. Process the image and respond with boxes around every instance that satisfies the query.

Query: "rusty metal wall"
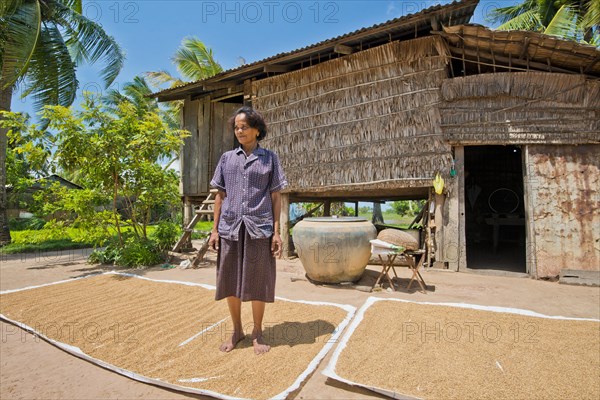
[526,144,600,278]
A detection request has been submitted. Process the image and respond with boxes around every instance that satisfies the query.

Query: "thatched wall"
[525,144,600,278]
[440,72,600,144]
[253,36,453,193]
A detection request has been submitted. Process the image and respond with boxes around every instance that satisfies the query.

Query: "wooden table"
[371,248,427,293]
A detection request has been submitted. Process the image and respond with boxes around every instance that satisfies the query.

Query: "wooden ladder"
[171,189,217,253]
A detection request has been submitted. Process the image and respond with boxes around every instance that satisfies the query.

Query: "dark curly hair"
[229,106,268,141]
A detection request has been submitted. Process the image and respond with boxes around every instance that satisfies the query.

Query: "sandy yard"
[1,245,599,400]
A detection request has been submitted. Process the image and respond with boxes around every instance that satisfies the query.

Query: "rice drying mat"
[0,272,355,399]
[323,297,600,400]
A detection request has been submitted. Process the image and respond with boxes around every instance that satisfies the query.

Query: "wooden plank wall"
[198,98,210,194]
[210,102,239,180]
[181,98,241,198]
[181,97,199,196]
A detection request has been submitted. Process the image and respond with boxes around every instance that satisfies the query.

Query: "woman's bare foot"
[219,330,244,352]
[252,333,271,355]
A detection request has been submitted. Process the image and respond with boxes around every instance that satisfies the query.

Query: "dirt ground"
[1,245,599,400]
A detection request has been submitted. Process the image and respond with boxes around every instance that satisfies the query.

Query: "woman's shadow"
[237,319,337,349]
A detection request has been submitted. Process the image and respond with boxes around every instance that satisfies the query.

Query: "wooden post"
[183,196,193,227]
[432,192,445,268]
[522,145,537,277]
[182,196,194,250]
[456,146,466,271]
[280,193,290,258]
[443,184,460,271]
[354,201,359,217]
[243,79,253,106]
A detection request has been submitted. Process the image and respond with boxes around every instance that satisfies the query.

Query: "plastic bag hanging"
[433,173,445,195]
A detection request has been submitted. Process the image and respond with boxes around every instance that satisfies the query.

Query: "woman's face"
[234,113,259,147]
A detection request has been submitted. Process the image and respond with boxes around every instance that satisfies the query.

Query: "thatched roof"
[440,24,600,78]
[440,72,600,144]
[153,0,479,102]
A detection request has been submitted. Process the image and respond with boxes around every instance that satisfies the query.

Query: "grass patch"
[1,239,93,255]
[191,221,214,239]
[357,212,417,228]
[2,223,181,255]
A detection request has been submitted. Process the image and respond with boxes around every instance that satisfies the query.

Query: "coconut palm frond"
[581,0,600,29]
[588,29,600,45]
[62,0,82,14]
[173,36,223,81]
[52,1,125,87]
[0,0,25,16]
[535,0,562,27]
[487,0,536,24]
[123,76,158,111]
[144,70,185,89]
[0,0,40,88]
[497,9,542,31]
[21,21,77,111]
[160,101,182,130]
[125,76,153,95]
[104,87,128,105]
[545,5,580,41]
[105,76,160,116]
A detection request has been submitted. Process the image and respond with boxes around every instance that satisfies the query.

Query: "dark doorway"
[464,146,526,273]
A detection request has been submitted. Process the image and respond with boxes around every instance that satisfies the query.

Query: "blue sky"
[11,0,519,117]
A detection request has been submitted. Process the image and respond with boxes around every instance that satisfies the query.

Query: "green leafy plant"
[8,217,46,231]
[391,200,426,217]
[39,93,188,245]
[150,220,181,252]
[488,0,600,44]
[89,234,163,268]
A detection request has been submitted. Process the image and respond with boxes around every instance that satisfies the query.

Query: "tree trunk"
[372,202,384,225]
[0,84,13,246]
[113,171,123,245]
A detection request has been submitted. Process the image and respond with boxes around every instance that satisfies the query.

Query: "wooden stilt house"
[154,0,600,279]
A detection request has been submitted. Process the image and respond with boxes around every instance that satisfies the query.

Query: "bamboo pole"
[280,193,290,258]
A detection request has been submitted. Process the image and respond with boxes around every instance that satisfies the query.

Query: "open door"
[464,145,526,273]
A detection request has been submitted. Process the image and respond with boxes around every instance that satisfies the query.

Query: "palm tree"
[488,0,600,44]
[0,0,125,245]
[146,36,223,89]
[144,36,223,137]
[105,75,179,131]
[105,76,158,117]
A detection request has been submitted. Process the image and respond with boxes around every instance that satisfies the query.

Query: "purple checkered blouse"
[210,145,287,241]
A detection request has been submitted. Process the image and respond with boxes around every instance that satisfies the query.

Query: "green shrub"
[88,241,121,265]
[119,237,163,267]
[11,221,70,244]
[1,239,91,254]
[150,220,181,252]
[89,235,163,268]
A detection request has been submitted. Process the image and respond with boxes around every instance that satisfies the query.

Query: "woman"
[208,106,287,355]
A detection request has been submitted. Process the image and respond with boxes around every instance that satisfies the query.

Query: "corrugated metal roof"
[153,0,479,101]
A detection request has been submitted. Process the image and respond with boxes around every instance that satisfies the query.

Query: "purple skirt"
[216,223,276,302]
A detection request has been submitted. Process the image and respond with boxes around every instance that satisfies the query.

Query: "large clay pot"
[293,217,377,283]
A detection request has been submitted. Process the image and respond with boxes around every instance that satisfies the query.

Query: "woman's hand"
[271,232,283,258]
[208,230,219,252]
